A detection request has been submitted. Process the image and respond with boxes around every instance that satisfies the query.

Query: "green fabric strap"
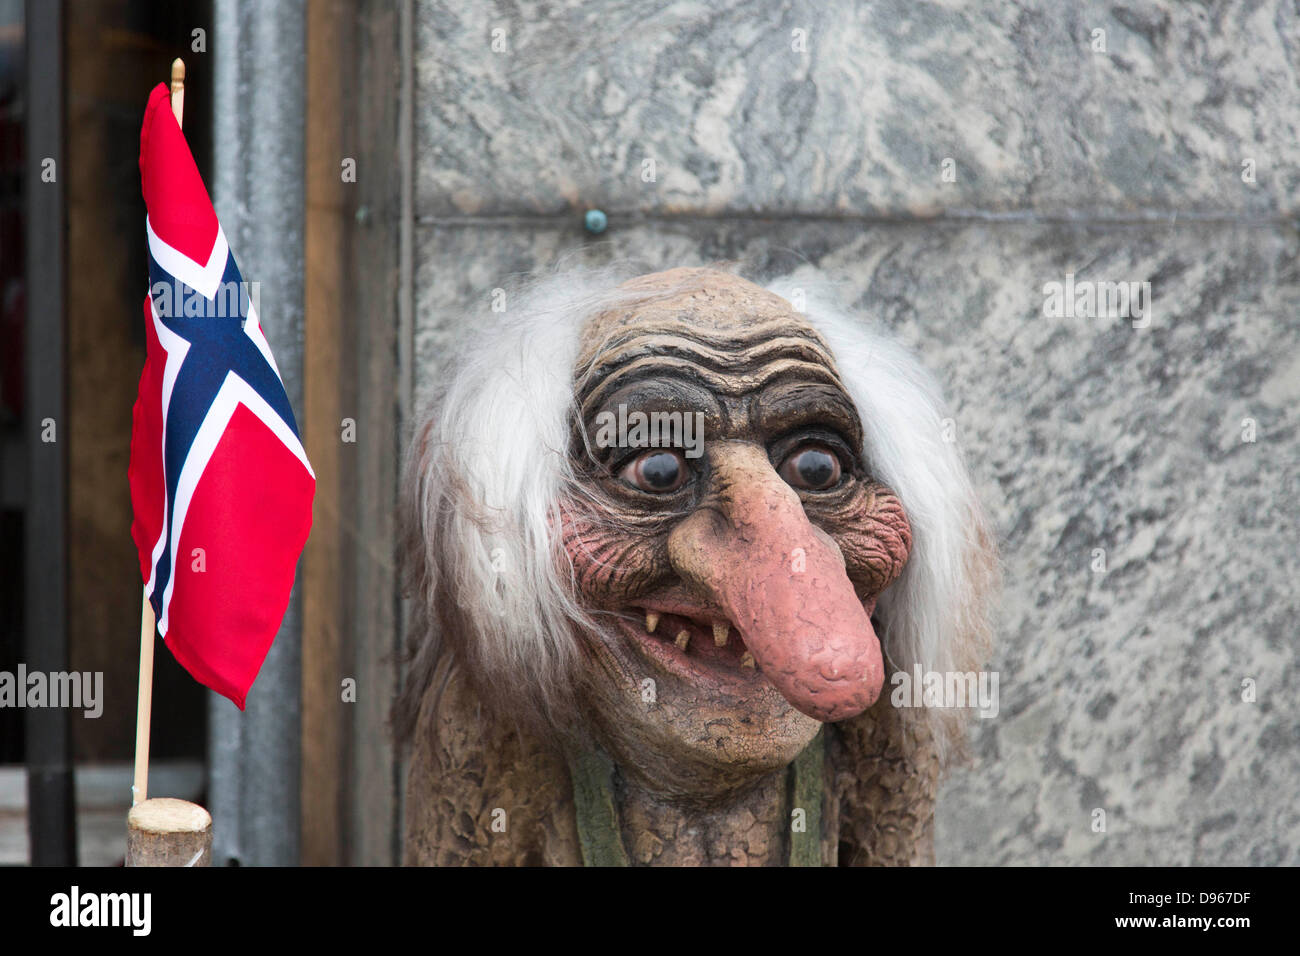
[570,728,826,867]
[788,726,825,867]
[568,745,631,867]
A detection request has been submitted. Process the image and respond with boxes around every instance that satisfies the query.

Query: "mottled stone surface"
[416,0,1300,218]
[411,0,1300,865]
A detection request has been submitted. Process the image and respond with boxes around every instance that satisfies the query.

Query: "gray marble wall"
[411,0,1300,865]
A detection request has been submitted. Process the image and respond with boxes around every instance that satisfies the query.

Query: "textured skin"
[829,695,942,866]
[404,663,943,866]
[617,768,791,866]
[403,657,581,867]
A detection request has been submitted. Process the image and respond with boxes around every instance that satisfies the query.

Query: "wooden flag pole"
[127,58,213,865]
[170,57,185,128]
[131,594,156,806]
[131,58,183,809]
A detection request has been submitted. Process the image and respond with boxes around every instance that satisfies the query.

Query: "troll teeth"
[712,621,730,647]
[645,611,660,634]
[675,630,691,650]
[740,651,756,669]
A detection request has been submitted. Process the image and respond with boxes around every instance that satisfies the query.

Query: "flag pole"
[132,594,155,805]
[169,57,185,128]
[131,57,183,810]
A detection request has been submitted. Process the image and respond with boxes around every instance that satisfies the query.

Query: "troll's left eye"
[620,450,688,493]
[779,445,842,491]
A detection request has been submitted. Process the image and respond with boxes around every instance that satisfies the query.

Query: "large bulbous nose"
[666,442,883,722]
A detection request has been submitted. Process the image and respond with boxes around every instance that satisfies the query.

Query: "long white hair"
[394,262,994,753]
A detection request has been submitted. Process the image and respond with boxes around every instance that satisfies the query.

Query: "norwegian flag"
[129,83,314,709]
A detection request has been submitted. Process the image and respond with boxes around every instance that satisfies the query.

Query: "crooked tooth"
[740,651,756,669]
[645,611,660,634]
[675,630,691,650]
[712,621,730,647]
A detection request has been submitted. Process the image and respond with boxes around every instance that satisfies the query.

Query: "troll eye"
[620,450,688,493]
[779,444,842,491]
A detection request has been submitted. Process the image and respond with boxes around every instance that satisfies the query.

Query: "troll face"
[562,270,912,797]
[397,265,993,862]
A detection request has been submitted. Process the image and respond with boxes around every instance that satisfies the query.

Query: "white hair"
[397,264,643,735]
[395,263,993,751]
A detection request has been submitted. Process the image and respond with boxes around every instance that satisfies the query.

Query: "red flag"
[129,83,314,708]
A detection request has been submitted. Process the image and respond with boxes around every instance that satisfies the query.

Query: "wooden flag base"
[126,798,212,867]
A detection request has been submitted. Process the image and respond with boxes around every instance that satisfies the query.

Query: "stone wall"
[411,0,1300,864]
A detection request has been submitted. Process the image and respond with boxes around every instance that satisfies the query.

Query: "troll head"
[396,266,994,864]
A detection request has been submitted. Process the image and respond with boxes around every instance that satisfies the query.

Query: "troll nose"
[666,442,883,722]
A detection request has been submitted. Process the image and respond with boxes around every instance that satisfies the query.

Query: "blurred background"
[2,0,1297,866]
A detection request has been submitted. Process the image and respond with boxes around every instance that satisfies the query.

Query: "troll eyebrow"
[753,382,864,449]
[576,379,724,462]
[579,352,844,421]
[583,377,723,423]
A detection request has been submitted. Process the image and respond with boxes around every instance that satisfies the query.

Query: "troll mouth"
[619,603,761,678]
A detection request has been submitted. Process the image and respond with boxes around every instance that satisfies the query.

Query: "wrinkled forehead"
[575,268,849,407]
